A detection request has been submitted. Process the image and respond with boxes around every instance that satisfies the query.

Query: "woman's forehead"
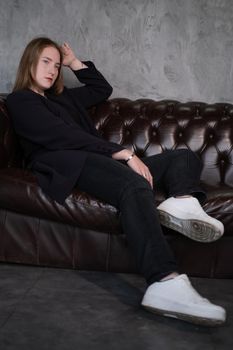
[40,46,61,62]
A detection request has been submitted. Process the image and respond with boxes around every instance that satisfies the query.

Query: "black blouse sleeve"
[65,61,113,109]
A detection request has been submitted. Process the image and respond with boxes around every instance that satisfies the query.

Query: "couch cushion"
[0,168,121,234]
[201,183,233,237]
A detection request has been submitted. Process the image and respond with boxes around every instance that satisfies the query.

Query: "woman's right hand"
[112,150,153,188]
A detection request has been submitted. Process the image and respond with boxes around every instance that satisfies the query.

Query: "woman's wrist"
[112,149,134,161]
[125,153,135,163]
[69,58,87,70]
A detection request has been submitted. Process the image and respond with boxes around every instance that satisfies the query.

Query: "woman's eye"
[43,60,49,64]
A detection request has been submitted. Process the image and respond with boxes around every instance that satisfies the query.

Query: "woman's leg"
[142,149,205,200]
[77,153,178,284]
[76,152,226,326]
[143,149,224,242]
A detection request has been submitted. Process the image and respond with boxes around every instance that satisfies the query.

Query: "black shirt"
[6,61,124,204]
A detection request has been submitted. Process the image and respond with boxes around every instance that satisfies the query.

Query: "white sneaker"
[141,274,226,326]
[157,197,224,242]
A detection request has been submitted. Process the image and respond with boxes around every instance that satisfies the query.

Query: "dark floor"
[0,264,232,350]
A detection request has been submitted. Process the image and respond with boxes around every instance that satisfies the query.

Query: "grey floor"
[0,264,232,350]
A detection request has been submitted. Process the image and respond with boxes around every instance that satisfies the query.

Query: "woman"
[6,37,226,326]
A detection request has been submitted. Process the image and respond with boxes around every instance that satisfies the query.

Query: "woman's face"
[31,46,61,94]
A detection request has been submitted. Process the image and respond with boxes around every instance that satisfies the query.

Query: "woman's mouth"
[45,77,53,83]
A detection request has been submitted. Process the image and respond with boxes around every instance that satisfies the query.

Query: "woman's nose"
[48,65,56,76]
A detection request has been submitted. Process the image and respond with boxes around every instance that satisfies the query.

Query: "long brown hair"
[13,37,64,94]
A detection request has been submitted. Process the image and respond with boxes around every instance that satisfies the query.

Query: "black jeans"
[77,149,206,285]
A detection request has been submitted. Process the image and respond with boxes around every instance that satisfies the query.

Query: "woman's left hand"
[112,149,153,188]
[126,155,154,189]
[60,42,87,70]
[60,42,76,66]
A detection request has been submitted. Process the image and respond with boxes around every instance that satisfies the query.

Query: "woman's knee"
[119,176,152,203]
[176,149,202,169]
[186,149,202,169]
[128,175,152,192]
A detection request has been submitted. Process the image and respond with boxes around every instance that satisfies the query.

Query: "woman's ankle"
[160,272,179,282]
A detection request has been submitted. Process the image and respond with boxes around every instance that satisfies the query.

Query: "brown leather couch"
[0,96,233,278]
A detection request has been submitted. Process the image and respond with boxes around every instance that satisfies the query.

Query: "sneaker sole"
[158,210,222,243]
[142,304,225,326]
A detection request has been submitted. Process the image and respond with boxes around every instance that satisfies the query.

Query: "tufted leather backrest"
[89,98,233,188]
[1,97,233,187]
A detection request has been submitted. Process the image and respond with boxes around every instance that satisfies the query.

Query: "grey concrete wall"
[1,0,233,102]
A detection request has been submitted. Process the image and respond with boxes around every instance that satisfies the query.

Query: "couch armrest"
[0,97,23,168]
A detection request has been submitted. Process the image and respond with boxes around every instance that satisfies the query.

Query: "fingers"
[62,42,70,48]
[126,155,154,189]
[61,42,71,54]
[142,170,153,189]
[140,164,153,188]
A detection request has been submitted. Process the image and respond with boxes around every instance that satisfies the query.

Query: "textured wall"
[1,0,233,102]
